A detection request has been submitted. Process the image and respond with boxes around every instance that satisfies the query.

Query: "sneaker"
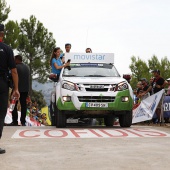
[7,122,20,126]
[0,148,6,154]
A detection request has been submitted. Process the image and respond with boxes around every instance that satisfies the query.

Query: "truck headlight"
[110,82,128,91]
[62,81,79,91]
[62,96,71,102]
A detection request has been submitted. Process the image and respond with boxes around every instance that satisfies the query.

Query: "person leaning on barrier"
[140,78,150,99]
[49,47,70,81]
[0,24,20,154]
[142,69,166,123]
[136,81,143,102]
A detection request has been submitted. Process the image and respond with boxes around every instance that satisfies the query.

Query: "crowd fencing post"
[160,90,165,126]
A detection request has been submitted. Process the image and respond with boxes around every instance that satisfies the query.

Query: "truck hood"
[62,76,126,84]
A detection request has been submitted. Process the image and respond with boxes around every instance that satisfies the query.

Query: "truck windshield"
[63,63,120,77]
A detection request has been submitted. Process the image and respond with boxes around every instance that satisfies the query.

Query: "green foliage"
[160,57,170,79]
[31,90,46,109]
[129,56,150,89]
[0,0,10,23]
[4,20,20,49]
[129,55,170,89]
[148,55,161,71]
[17,15,56,85]
[148,56,170,79]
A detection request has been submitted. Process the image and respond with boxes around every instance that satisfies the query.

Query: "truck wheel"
[50,102,56,126]
[119,111,132,127]
[104,115,114,127]
[56,109,66,128]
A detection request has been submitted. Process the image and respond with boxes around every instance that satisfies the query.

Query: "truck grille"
[85,88,108,92]
[78,96,115,102]
[83,84,110,92]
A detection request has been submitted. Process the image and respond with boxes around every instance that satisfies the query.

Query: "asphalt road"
[0,125,170,170]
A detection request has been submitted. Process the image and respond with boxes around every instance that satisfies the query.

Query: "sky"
[6,0,170,76]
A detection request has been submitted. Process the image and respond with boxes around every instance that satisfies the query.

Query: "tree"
[31,90,46,109]
[129,55,170,89]
[4,20,20,49]
[129,56,150,89]
[148,55,161,72]
[0,0,10,23]
[148,56,170,80]
[17,15,56,94]
[160,57,170,79]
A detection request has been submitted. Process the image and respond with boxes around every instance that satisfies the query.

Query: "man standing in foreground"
[12,55,30,126]
[0,24,20,154]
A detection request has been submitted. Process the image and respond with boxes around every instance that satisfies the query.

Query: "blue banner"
[153,96,170,118]
[163,96,170,117]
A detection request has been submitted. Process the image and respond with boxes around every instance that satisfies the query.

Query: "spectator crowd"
[133,69,170,123]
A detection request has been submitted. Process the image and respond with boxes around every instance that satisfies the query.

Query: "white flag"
[132,89,164,124]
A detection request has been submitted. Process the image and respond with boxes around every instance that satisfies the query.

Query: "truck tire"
[104,115,114,127]
[56,109,66,128]
[119,111,132,127]
[50,102,56,126]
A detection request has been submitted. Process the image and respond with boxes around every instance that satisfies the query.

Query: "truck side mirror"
[123,74,131,83]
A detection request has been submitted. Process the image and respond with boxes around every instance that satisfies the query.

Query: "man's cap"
[0,24,4,32]
[140,78,147,82]
[152,69,160,74]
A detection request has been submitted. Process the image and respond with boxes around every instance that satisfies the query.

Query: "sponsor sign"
[64,53,114,64]
[163,96,170,118]
[132,90,164,124]
[12,128,170,138]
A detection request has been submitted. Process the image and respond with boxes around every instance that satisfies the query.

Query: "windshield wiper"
[84,75,106,77]
[63,75,77,77]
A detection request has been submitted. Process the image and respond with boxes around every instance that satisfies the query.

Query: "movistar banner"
[132,89,164,124]
[64,53,114,64]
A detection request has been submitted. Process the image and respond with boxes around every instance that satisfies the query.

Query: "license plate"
[66,119,78,123]
[90,85,104,89]
[86,102,108,108]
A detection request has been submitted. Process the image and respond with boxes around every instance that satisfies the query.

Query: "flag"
[132,89,164,124]
[41,106,51,125]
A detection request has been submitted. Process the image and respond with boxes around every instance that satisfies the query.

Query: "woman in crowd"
[50,47,70,76]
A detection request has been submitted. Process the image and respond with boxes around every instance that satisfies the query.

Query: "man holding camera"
[0,24,20,154]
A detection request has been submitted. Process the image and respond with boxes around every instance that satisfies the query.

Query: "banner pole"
[160,90,165,126]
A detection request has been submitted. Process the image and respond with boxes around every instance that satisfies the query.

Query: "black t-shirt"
[151,77,165,94]
[0,42,16,74]
[137,88,143,95]
[16,63,30,92]
[143,85,149,91]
